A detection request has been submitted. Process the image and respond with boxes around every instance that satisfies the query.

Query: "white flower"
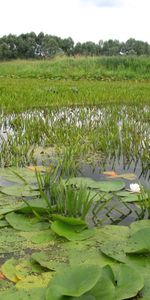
[129,183,141,193]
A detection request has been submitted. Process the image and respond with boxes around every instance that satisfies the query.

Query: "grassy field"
[0,56,150,112]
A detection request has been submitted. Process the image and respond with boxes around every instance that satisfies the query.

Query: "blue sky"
[0,0,150,44]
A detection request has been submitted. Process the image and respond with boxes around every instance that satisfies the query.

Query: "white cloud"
[0,0,150,44]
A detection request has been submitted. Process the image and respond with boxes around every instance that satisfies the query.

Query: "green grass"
[0,56,150,80]
[0,56,150,112]
[0,78,150,112]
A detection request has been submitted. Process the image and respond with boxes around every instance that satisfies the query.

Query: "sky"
[0,0,150,44]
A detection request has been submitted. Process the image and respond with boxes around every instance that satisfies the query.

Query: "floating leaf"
[103,171,137,180]
[0,287,46,300]
[16,272,52,289]
[15,258,45,280]
[100,240,127,263]
[0,185,39,197]
[31,230,55,244]
[130,219,150,234]
[46,264,101,300]
[88,265,115,300]
[18,199,49,213]
[5,212,50,231]
[51,220,95,241]
[32,249,68,271]
[1,258,19,283]
[0,220,9,228]
[0,167,37,185]
[66,177,125,192]
[52,214,87,226]
[126,227,150,254]
[114,264,144,299]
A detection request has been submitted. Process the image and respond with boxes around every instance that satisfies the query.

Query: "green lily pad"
[130,219,150,234]
[5,212,50,231]
[66,177,125,192]
[114,264,144,299]
[0,185,39,197]
[32,249,69,271]
[1,258,18,282]
[51,220,95,241]
[16,272,53,289]
[126,227,150,254]
[0,288,46,300]
[0,167,37,185]
[52,214,87,226]
[100,240,127,263]
[0,220,9,228]
[0,227,26,254]
[18,198,49,213]
[46,264,101,300]
[15,258,45,279]
[31,230,55,244]
[88,265,115,300]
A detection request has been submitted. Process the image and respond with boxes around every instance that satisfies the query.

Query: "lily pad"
[51,220,95,241]
[0,220,9,228]
[1,258,19,282]
[16,272,53,289]
[31,230,55,244]
[15,258,45,279]
[46,264,101,300]
[65,177,125,192]
[52,214,87,226]
[32,249,68,271]
[5,212,50,231]
[0,185,39,197]
[130,219,150,234]
[0,288,46,300]
[114,264,144,299]
[126,227,150,254]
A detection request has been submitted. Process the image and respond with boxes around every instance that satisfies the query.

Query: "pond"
[0,105,150,299]
[0,105,149,226]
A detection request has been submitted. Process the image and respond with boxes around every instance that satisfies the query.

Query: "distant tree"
[41,35,60,57]
[60,37,74,55]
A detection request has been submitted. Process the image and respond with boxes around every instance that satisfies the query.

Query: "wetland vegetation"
[0,56,150,299]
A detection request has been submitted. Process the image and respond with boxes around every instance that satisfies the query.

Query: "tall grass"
[0,56,150,80]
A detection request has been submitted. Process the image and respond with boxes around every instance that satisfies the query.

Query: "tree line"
[0,32,150,60]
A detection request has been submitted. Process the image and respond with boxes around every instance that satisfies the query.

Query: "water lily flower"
[129,183,141,193]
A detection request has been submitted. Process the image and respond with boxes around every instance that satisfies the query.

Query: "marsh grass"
[1,56,150,80]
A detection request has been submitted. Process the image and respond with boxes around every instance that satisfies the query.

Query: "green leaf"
[1,258,18,282]
[16,272,53,289]
[1,185,39,197]
[5,212,50,231]
[0,288,45,300]
[51,220,95,241]
[130,219,150,234]
[46,264,101,299]
[114,264,144,299]
[100,240,127,263]
[32,250,68,271]
[0,220,9,228]
[88,265,115,300]
[31,230,55,244]
[52,214,87,226]
[65,177,125,192]
[15,258,45,279]
[126,227,150,254]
